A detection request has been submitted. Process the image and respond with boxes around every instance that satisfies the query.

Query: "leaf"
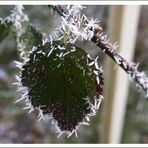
[20,40,103,134]
[19,24,43,57]
[0,20,12,43]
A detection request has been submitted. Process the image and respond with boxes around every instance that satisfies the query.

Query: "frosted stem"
[50,5,148,97]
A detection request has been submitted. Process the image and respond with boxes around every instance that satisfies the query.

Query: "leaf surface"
[18,24,43,58]
[21,40,103,132]
[0,20,12,43]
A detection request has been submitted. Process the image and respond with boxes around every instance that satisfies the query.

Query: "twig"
[49,5,148,97]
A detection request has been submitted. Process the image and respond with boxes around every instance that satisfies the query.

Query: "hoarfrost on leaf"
[15,40,104,137]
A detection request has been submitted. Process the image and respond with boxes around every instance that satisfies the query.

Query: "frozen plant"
[0,5,147,138]
[51,5,148,98]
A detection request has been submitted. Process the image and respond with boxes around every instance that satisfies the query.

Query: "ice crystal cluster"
[6,5,29,59]
[53,5,101,43]
[13,5,104,138]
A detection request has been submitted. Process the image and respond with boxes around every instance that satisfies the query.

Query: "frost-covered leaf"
[19,24,42,56]
[19,40,103,136]
[0,20,12,43]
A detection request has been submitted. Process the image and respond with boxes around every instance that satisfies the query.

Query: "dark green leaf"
[19,24,43,57]
[21,40,103,133]
[0,20,12,43]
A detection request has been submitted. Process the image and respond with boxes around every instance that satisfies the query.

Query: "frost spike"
[15,92,28,103]
[57,132,63,138]
[74,130,78,138]
[81,121,90,126]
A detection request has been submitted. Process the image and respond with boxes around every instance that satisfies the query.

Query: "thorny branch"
[49,5,148,97]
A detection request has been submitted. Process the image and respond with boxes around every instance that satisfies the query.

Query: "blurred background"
[0,5,148,144]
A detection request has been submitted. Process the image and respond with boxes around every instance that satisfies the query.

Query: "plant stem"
[49,5,148,96]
